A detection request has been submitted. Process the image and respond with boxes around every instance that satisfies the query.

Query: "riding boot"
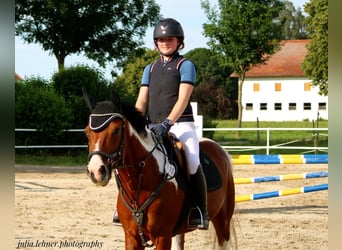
[189,166,209,230]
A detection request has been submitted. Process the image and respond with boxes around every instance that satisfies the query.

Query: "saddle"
[161,134,223,234]
[162,134,223,192]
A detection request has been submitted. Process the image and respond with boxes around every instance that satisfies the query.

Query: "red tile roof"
[15,73,23,80]
[235,40,310,78]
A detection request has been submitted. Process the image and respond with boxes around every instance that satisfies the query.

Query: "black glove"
[152,119,173,137]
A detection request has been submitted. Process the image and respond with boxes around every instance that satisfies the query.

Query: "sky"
[15,0,309,80]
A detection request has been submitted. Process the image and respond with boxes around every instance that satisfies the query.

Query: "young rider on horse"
[134,18,209,230]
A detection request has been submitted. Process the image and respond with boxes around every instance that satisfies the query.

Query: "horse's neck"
[121,123,165,183]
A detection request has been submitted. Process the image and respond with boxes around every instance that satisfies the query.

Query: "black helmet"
[153,18,184,40]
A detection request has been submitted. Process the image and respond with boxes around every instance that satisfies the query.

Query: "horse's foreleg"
[124,233,145,250]
[171,234,185,250]
[151,236,172,250]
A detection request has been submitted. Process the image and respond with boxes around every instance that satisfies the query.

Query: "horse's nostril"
[89,172,97,184]
[100,165,107,176]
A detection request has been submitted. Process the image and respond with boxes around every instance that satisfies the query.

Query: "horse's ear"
[82,88,96,112]
[110,90,122,112]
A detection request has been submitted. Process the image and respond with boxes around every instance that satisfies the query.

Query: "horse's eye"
[113,128,120,136]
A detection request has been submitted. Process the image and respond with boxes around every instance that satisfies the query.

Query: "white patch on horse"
[87,139,104,181]
[128,123,178,188]
[217,240,230,250]
[171,235,183,250]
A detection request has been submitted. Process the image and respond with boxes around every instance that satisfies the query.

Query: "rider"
[134,18,209,230]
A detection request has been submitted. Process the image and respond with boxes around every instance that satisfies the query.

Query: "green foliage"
[111,49,160,103]
[184,48,233,86]
[201,0,285,129]
[201,0,285,75]
[51,64,110,128]
[185,48,238,118]
[15,151,88,166]
[52,64,108,100]
[15,77,72,145]
[192,81,234,119]
[302,0,328,95]
[202,117,218,139]
[15,0,161,71]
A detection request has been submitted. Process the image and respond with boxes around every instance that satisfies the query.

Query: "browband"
[89,113,123,132]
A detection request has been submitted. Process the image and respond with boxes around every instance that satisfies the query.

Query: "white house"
[238,40,328,121]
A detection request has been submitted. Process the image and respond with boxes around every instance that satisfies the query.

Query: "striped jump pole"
[234,171,328,184]
[231,154,328,164]
[236,183,328,203]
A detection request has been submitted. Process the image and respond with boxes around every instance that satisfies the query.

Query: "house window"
[319,102,327,110]
[289,103,297,110]
[275,83,282,92]
[304,82,311,91]
[253,83,260,92]
[260,103,267,110]
[246,103,253,111]
[274,103,282,110]
[304,102,311,110]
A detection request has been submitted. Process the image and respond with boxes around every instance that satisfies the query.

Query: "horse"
[83,90,236,250]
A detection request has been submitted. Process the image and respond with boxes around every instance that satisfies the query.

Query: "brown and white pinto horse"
[84,90,235,250]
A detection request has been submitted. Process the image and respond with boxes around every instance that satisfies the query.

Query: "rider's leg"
[189,165,209,229]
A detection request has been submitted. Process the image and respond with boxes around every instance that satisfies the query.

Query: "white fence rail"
[202,127,328,154]
[15,127,328,155]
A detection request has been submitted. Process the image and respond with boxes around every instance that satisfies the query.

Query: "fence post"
[256,117,260,144]
[266,128,270,155]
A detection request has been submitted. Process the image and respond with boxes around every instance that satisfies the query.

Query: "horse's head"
[83,89,126,186]
[83,89,147,186]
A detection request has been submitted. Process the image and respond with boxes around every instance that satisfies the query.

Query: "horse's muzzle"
[87,164,112,186]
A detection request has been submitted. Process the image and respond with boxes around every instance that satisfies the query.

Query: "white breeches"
[170,122,200,174]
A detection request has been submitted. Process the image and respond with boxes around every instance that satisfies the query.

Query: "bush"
[15,77,73,146]
[51,64,110,128]
[192,80,233,119]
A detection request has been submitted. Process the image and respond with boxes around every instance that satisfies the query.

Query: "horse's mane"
[92,99,147,136]
[120,100,147,136]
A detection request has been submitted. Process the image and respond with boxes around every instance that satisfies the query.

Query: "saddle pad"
[200,151,223,192]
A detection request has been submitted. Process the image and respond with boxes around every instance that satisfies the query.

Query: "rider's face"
[156,37,179,56]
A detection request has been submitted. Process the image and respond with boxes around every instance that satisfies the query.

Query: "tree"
[302,0,328,95]
[192,79,234,119]
[184,48,237,118]
[201,0,285,132]
[279,0,308,39]
[184,48,233,87]
[15,0,160,72]
[111,49,160,103]
[51,64,110,129]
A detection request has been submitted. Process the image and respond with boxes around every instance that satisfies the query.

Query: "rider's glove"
[152,119,173,137]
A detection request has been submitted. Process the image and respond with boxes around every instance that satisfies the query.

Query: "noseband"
[87,113,125,170]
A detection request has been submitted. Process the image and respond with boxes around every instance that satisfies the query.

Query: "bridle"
[87,113,125,172]
[87,112,163,171]
[86,112,171,247]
